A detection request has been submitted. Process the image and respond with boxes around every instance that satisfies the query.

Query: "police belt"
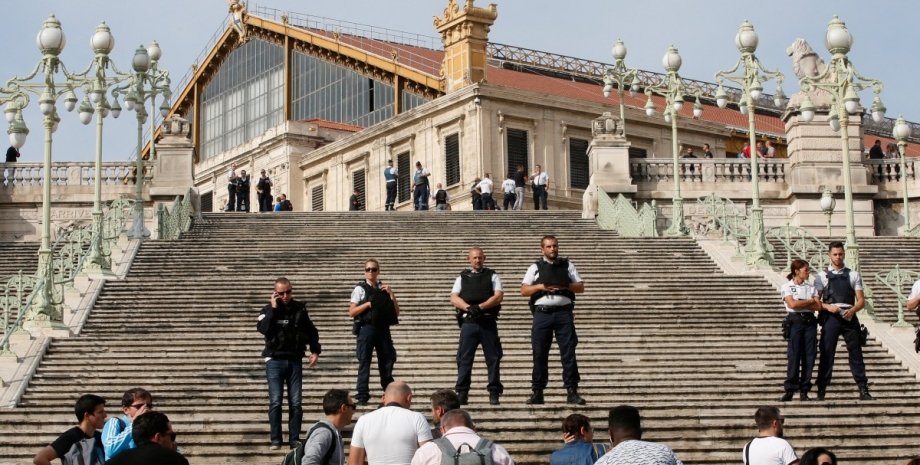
[533,304,574,313]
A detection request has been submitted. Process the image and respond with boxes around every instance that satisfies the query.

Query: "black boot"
[457,391,469,405]
[526,390,544,405]
[858,385,874,401]
[489,392,500,406]
[799,391,811,401]
[566,387,586,405]
[817,386,826,401]
[780,391,794,402]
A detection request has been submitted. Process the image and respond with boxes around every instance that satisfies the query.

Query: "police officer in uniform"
[521,235,586,405]
[383,159,397,211]
[814,241,873,401]
[348,259,400,405]
[450,247,504,406]
[780,259,822,401]
[412,161,431,210]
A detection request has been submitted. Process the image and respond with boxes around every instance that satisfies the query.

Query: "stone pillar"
[587,112,636,194]
[149,116,195,199]
[434,0,498,93]
[784,105,877,236]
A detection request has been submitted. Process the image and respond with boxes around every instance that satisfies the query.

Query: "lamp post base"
[128,207,151,240]
[666,197,690,236]
[745,207,772,267]
[82,211,112,275]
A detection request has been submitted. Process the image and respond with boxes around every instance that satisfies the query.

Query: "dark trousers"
[784,313,817,393]
[236,191,249,212]
[227,184,236,211]
[531,308,580,390]
[355,324,397,402]
[265,358,303,446]
[481,193,495,210]
[817,312,868,389]
[533,185,548,210]
[456,318,503,394]
[258,192,272,212]
[385,182,397,210]
[472,197,482,210]
[502,193,516,210]
[414,184,429,210]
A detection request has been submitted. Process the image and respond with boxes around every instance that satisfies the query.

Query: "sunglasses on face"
[365,268,379,273]
[276,290,293,295]
[130,403,153,410]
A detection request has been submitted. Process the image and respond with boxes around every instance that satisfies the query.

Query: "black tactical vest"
[823,268,856,305]
[459,268,500,314]
[528,258,576,308]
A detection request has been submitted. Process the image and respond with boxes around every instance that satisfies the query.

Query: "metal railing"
[595,186,658,237]
[157,189,194,240]
[874,265,919,327]
[694,193,750,256]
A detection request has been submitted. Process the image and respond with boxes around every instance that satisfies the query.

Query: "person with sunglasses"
[257,277,322,450]
[101,387,154,460]
[349,259,400,406]
[104,411,187,465]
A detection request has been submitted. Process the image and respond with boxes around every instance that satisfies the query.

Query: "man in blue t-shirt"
[101,388,154,460]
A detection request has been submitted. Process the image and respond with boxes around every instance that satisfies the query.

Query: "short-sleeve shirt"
[781,280,817,313]
[522,259,582,306]
[594,440,683,465]
[814,266,862,307]
[451,270,503,294]
[351,405,432,465]
[908,280,920,300]
[532,171,548,186]
[478,178,494,194]
[742,436,797,465]
[351,280,382,304]
[228,169,237,182]
[50,427,105,465]
[501,179,516,193]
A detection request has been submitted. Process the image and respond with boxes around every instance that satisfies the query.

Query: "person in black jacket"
[256,277,321,450]
[104,411,188,465]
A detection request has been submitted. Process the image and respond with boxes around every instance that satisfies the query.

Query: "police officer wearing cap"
[450,247,504,406]
[521,235,586,405]
[813,241,873,401]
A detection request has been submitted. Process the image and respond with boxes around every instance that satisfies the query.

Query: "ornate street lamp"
[81,21,132,276]
[796,16,886,270]
[642,45,702,236]
[715,20,788,267]
[820,189,836,237]
[893,116,912,233]
[114,41,171,239]
[601,39,639,135]
[0,16,82,326]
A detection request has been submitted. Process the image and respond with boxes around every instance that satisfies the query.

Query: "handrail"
[595,186,657,237]
[156,189,195,240]
[874,265,919,328]
[694,193,750,257]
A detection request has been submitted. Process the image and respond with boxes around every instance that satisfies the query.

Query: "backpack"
[281,422,336,465]
[433,437,494,465]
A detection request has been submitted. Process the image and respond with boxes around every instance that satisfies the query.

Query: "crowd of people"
[401,161,552,211]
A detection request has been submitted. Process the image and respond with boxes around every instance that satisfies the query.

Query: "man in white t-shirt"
[742,406,797,465]
[501,175,516,211]
[478,174,495,210]
[348,381,431,465]
[531,165,549,210]
[906,279,920,316]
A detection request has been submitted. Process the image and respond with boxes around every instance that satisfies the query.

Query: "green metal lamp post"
[715,20,788,267]
[601,39,639,135]
[81,22,131,276]
[642,45,702,236]
[893,116,911,233]
[0,16,82,325]
[797,16,886,270]
[117,41,171,239]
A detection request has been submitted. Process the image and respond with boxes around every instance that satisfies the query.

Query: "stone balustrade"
[630,158,788,184]
[0,162,151,188]
[865,158,917,185]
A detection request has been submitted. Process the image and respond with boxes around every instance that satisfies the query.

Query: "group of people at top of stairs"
[224,162,292,212]
[385,159,551,212]
[781,239,920,404]
[32,388,187,465]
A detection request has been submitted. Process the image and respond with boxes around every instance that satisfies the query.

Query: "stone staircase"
[1,212,919,465]
[0,242,39,282]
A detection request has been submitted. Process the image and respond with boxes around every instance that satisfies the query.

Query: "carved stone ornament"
[592,112,625,139]
[434,0,498,28]
[228,0,248,41]
[786,38,832,107]
[162,115,191,138]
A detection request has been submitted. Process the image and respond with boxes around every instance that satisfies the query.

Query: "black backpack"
[281,422,336,465]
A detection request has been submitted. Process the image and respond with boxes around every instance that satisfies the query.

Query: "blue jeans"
[266,358,303,446]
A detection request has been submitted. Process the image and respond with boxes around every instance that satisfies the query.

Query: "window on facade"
[397,152,411,203]
[628,147,648,158]
[569,138,590,189]
[200,39,284,160]
[506,128,529,178]
[291,51,396,128]
[311,185,324,212]
[401,90,429,112]
[445,133,460,187]
[352,168,366,211]
[200,191,213,213]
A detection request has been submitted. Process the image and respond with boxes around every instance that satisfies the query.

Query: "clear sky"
[2,1,916,162]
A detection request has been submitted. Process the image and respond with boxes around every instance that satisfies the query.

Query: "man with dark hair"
[531,164,549,210]
[521,235,586,405]
[868,139,885,159]
[410,409,514,465]
[348,381,431,465]
[411,161,431,210]
[226,162,239,211]
[33,394,107,465]
[237,169,251,212]
[257,169,273,212]
[743,407,797,465]
[299,389,357,465]
[595,405,682,465]
[101,387,153,460]
[550,413,607,465]
[257,277,322,450]
[349,259,400,406]
[813,241,873,401]
[384,159,398,211]
[105,411,188,465]
[429,389,461,439]
[451,247,504,405]
[349,189,362,211]
[512,164,527,210]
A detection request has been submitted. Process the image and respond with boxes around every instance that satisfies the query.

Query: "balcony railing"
[0,162,152,188]
[865,158,917,184]
[630,158,788,184]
